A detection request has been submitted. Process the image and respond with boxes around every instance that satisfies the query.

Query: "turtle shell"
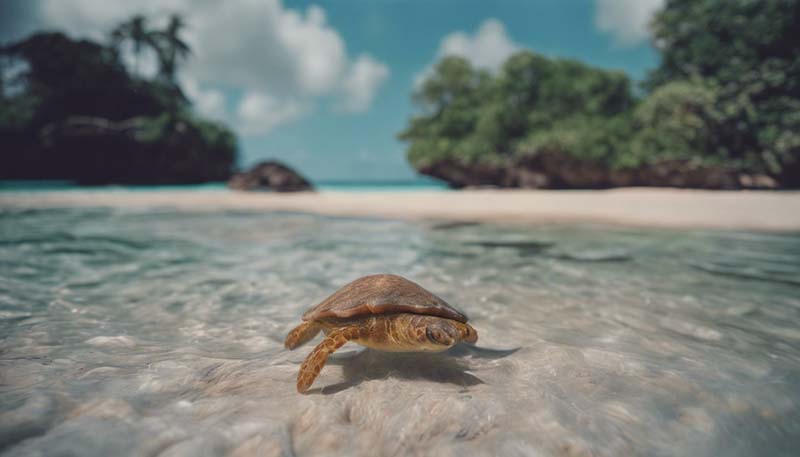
[302,274,468,323]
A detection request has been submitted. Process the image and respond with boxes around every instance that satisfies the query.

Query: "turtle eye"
[426,326,453,346]
[425,327,437,343]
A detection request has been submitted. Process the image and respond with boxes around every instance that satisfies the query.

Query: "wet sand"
[2,188,800,231]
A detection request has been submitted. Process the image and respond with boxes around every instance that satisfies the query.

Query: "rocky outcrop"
[417,161,511,189]
[228,161,314,192]
[40,116,144,141]
[34,116,236,185]
[417,155,778,190]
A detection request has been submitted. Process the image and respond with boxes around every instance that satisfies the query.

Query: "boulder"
[228,161,313,192]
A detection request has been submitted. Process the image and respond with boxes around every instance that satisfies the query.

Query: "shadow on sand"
[312,344,519,395]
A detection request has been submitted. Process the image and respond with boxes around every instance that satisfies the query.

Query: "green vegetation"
[647,0,800,186]
[401,0,800,188]
[0,15,236,184]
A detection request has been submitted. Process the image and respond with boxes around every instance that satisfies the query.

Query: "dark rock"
[40,116,143,141]
[228,161,313,192]
[514,153,610,189]
[738,174,778,189]
[415,154,780,190]
[36,116,235,185]
[774,159,800,188]
[416,160,508,189]
[513,168,550,188]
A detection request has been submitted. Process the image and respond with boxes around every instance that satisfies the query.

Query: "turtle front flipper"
[297,327,360,393]
[284,321,322,350]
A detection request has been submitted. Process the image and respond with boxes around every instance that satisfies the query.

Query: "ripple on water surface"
[1,208,800,456]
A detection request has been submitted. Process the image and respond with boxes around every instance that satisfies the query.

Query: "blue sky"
[2,0,664,181]
[260,0,661,181]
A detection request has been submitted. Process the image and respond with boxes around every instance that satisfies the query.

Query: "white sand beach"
[2,188,800,231]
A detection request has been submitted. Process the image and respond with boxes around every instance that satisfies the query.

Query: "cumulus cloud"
[339,55,390,113]
[181,77,227,122]
[182,2,346,98]
[438,19,519,71]
[236,92,309,135]
[595,0,665,46]
[3,0,389,135]
[415,19,519,86]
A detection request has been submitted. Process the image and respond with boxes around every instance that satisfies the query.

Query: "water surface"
[0,178,449,193]
[1,208,799,456]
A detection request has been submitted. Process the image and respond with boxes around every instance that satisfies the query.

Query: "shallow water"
[1,207,799,456]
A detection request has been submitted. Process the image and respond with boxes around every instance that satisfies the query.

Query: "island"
[399,1,799,190]
[0,16,236,185]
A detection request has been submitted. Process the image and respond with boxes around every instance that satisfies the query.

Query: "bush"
[646,0,800,180]
[627,80,726,169]
[400,52,636,171]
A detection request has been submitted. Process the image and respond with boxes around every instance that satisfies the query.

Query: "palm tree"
[110,15,155,77]
[148,14,192,126]
[154,14,191,85]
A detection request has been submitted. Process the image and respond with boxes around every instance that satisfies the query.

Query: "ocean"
[0,179,450,193]
[0,201,799,455]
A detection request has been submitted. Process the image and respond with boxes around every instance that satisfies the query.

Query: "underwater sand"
[1,206,799,456]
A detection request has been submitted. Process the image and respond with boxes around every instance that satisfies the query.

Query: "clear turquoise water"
[316,181,450,192]
[0,206,799,456]
[0,179,450,193]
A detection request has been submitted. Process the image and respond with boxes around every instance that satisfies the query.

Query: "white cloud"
[439,19,519,71]
[415,19,519,86]
[182,1,347,98]
[595,0,665,46]
[7,0,389,135]
[236,92,308,135]
[182,77,227,122]
[339,55,390,113]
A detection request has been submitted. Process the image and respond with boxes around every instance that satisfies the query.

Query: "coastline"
[2,188,800,231]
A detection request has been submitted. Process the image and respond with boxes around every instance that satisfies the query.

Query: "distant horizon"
[0,175,449,189]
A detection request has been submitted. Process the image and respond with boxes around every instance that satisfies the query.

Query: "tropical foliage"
[646,0,800,185]
[0,15,236,184]
[401,0,800,188]
[111,14,191,85]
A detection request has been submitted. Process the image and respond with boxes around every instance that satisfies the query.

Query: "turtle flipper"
[284,321,322,350]
[297,327,359,393]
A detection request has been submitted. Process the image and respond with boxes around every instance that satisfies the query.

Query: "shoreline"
[2,188,800,231]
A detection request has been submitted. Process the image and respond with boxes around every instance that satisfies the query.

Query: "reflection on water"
[1,208,799,456]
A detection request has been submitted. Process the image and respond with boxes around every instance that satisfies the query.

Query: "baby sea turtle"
[285,274,478,393]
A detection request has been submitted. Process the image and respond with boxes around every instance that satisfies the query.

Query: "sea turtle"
[284,274,478,393]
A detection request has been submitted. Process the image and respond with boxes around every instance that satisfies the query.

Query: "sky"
[1,0,665,181]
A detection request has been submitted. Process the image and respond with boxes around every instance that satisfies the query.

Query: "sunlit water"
[1,208,799,456]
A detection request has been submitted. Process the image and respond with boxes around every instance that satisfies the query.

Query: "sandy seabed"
[1,190,800,456]
[2,187,800,231]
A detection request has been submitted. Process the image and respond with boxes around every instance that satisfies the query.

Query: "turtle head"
[426,323,458,347]
[424,319,478,348]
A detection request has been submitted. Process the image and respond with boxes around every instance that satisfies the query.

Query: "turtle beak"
[461,323,478,344]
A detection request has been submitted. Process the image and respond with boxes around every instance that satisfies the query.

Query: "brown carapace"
[284,274,478,393]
